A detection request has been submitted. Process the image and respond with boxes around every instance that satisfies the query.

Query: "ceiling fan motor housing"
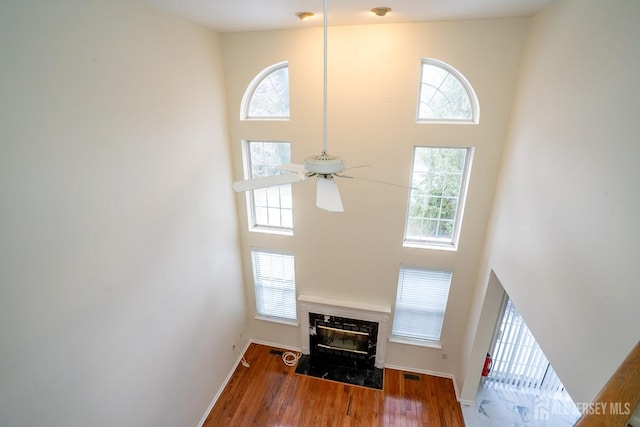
[304,152,346,175]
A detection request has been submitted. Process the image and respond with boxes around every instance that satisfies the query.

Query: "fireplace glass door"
[316,325,369,355]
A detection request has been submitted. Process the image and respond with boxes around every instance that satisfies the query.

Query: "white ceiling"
[146,0,556,33]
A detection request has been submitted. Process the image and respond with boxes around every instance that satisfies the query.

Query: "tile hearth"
[295,354,384,390]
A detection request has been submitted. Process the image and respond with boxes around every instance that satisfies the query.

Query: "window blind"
[488,298,566,393]
[251,249,297,321]
[392,267,452,342]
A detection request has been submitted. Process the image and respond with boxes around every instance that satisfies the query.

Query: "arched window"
[417,59,479,123]
[241,62,289,120]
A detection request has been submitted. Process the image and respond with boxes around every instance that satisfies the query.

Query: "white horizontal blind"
[251,249,297,321]
[392,267,452,341]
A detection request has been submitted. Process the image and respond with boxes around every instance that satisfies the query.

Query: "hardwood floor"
[204,343,465,426]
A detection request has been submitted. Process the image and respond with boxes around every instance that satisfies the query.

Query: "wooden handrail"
[575,341,640,427]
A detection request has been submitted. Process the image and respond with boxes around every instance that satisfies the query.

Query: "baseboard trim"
[384,363,461,402]
[249,338,302,353]
[197,340,251,427]
[197,339,302,427]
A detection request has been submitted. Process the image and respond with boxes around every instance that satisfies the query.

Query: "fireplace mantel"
[298,295,391,368]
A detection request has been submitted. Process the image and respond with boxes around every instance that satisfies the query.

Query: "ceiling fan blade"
[345,164,371,171]
[316,177,344,212]
[277,163,308,174]
[232,173,305,192]
[336,174,415,190]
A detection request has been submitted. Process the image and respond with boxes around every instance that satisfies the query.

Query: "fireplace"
[295,295,390,389]
[309,313,378,368]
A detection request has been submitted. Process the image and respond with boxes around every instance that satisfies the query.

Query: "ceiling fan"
[231,0,371,212]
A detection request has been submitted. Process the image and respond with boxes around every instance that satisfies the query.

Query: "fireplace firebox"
[309,313,378,368]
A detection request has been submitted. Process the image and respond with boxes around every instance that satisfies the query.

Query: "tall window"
[417,59,478,123]
[241,62,289,120]
[391,267,452,343]
[251,249,297,322]
[404,147,473,249]
[243,141,293,234]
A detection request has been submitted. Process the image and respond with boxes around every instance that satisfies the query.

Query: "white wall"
[0,1,246,426]
[459,269,506,403]
[222,19,528,383]
[469,0,640,404]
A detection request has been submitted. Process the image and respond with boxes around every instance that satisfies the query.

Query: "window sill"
[415,119,478,125]
[249,226,293,237]
[242,117,290,122]
[254,315,299,327]
[403,241,458,252]
[389,335,442,349]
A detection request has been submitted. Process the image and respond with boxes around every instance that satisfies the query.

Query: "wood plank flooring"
[204,343,465,426]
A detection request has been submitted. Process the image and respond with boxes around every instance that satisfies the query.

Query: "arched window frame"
[240,61,290,121]
[416,58,479,124]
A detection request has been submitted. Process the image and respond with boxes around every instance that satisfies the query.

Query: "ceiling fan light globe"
[371,7,391,17]
[304,153,345,175]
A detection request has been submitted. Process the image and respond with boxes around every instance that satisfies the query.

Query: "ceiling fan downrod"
[310,0,346,176]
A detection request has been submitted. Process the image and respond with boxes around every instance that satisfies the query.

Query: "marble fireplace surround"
[298,295,391,369]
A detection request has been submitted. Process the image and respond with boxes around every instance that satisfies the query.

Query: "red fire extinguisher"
[482,353,492,377]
